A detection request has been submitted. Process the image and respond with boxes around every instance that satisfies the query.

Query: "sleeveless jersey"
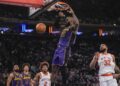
[98,53,115,75]
[39,72,51,86]
[12,72,22,86]
[22,72,31,86]
[58,31,72,47]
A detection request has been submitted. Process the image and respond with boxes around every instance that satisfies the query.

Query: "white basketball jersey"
[98,53,115,75]
[39,72,51,86]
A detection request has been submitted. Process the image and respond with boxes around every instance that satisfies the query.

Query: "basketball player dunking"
[21,63,32,86]
[32,62,51,86]
[90,44,120,86]
[48,3,79,85]
[7,64,22,86]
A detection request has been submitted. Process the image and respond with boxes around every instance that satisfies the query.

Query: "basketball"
[36,23,46,33]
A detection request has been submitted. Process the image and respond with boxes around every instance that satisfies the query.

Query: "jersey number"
[104,60,111,66]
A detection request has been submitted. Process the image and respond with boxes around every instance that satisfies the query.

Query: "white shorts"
[99,78,118,86]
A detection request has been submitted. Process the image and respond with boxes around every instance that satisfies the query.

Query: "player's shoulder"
[9,72,14,77]
[93,52,100,60]
[94,52,100,56]
[48,72,51,75]
[107,53,116,59]
[108,53,115,57]
[36,72,41,77]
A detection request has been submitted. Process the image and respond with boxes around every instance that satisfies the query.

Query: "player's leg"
[99,81,107,86]
[52,64,60,84]
[52,53,60,85]
[108,79,118,86]
[52,46,66,85]
[60,48,70,85]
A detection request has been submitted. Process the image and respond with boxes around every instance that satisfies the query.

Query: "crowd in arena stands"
[0,34,120,86]
[0,4,28,19]
[79,17,120,25]
[0,4,120,25]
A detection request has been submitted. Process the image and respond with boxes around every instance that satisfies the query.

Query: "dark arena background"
[0,0,120,86]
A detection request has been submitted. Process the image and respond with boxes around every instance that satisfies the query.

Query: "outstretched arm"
[90,52,99,69]
[47,1,70,11]
[48,1,79,32]
[66,5,79,32]
[65,6,79,45]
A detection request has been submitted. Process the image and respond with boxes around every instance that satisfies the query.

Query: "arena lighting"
[51,31,83,35]
[102,32,108,36]
[93,33,97,36]
[93,32,108,37]
[113,24,117,27]
[21,24,33,33]
[0,27,9,32]
[77,32,83,35]
[51,31,60,34]
[0,31,4,34]
[20,33,26,35]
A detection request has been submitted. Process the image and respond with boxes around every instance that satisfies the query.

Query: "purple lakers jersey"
[12,73,22,86]
[58,31,72,47]
[22,72,31,86]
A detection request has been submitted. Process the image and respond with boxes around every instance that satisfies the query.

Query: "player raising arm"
[90,44,120,86]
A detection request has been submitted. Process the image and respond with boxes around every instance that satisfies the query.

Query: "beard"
[100,48,107,53]
[24,70,28,72]
[14,69,19,73]
[43,70,47,73]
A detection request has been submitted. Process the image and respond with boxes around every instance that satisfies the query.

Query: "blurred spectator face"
[100,44,108,52]
[42,65,48,72]
[23,65,29,72]
[13,65,19,72]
